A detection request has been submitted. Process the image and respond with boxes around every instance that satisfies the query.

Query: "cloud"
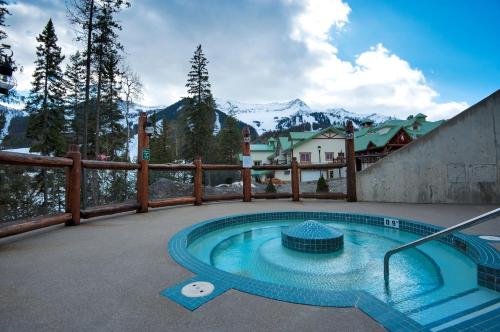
[4,0,468,120]
[288,0,468,119]
[5,2,77,92]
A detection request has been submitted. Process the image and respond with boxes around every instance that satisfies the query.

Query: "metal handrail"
[384,208,500,285]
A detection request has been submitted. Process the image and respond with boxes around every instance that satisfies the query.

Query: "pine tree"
[186,45,212,103]
[25,19,66,212]
[316,175,329,193]
[182,45,216,161]
[216,111,241,164]
[67,0,129,159]
[64,51,85,143]
[26,19,66,157]
[92,0,125,159]
[150,117,175,164]
[265,179,277,193]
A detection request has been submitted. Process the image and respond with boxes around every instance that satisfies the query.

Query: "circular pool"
[168,211,499,324]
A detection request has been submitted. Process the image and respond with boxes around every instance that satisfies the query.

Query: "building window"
[254,160,262,166]
[284,170,291,175]
[299,152,311,163]
[325,152,334,161]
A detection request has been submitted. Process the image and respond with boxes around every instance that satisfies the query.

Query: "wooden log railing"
[0,118,357,239]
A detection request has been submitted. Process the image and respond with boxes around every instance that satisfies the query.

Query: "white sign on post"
[242,156,253,168]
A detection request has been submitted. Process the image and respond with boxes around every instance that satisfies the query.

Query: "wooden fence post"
[65,144,81,225]
[137,112,149,213]
[345,120,357,202]
[291,157,300,201]
[242,127,252,202]
[194,158,203,206]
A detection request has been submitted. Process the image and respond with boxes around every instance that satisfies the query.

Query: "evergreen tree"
[92,0,125,159]
[67,0,129,159]
[216,111,241,164]
[182,45,215,161]
[186,45,211,103]
[265,179,277,193]
[25,19,66,212]
[316,175,329,193]
[150,117,175,164]
[64,51,85,143]
[26,19,66,157]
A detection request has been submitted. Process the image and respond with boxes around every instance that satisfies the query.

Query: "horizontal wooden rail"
[0,213,72,238]
[80,202,139,219]
[252,164,290,170]
[149,197,196,208]
[202,164,242,171]
[252,192,293,199]
[0,151,73,167]
[300,192,348,199]
[81,160,140,170]
[148,163,196,170]
[298,162,346,170]
[203,194,244,201]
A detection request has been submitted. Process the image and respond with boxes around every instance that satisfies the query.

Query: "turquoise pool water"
[188,219,499,327]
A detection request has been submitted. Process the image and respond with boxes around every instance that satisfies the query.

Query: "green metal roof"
[284,126,345,152]
[250,144,274,152]
[251,170,273,176]
[278,137,291,151]
[289,131,317,140]
[354,115,444,152]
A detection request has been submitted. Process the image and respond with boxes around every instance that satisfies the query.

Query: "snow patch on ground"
[1,147,39,154]
[213,112,221,135]
[129,134,138,162]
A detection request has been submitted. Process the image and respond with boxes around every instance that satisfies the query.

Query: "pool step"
[407,291,500,326]
[428,301,500,331]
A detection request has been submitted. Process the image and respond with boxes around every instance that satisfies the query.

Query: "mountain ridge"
[0,98,394,150]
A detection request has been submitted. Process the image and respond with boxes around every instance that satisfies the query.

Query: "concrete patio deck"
[1,200,499,332]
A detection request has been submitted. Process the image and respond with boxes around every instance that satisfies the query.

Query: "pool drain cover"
[181,281,215,298]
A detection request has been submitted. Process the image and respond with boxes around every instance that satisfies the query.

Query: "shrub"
[316,175,329,193]
[265,180,277,193]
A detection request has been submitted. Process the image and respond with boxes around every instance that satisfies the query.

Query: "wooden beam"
[194,158,203,206]
[252,164,290,170]
[149,197,196,208]
[298,162,346,170]
[202,164,241,170]
[242,127,252,202]
[80,202,139,219]
[345,121,357,202]
[149,163,196,170]
[0,151,73,167]
[137,112,149,213]
[81,160,140,170]
[0,213,72,239]
[300,192,347,199]
[65,144,81,226]
[203,194,244,202]
[252,192,292,199]
[291,157,300,201]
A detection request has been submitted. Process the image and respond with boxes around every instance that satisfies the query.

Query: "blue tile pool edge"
[165,211,500,331]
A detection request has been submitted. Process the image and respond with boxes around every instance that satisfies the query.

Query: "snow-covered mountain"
[215,98,391,135]
[0,105,28,142]
[0,98,393,159]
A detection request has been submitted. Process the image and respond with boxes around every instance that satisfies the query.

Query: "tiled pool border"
[167,211,500,331]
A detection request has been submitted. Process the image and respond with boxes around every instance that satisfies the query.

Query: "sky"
[4,0,500,120]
